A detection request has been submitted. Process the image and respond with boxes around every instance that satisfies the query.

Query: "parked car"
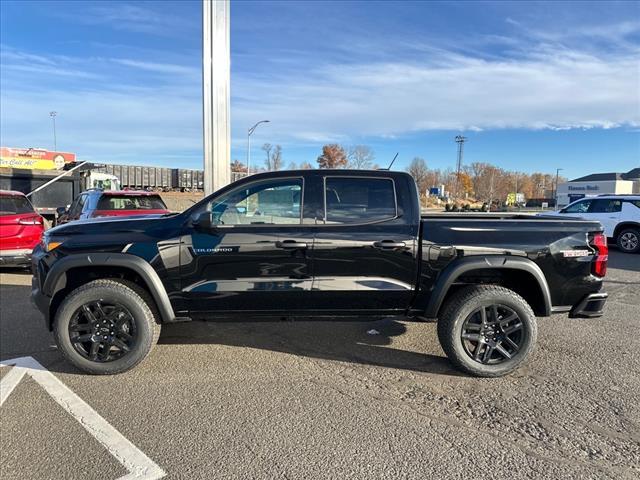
[57,189,170,224]
[0,190,45,266]
[542,195,640,253]
[32,170,608,377]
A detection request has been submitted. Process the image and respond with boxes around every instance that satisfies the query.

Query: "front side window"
[589,199,622,213]
[209,178,302,225]
[563,199,592,214]
[324,177,396,224]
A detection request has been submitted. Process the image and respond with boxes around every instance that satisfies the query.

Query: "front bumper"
[569,292,608,318]
[0,248,32,267]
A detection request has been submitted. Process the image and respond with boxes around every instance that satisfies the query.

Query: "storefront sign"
[568,185,600,192]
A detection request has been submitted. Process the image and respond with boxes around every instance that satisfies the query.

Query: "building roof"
[571,168,640,182]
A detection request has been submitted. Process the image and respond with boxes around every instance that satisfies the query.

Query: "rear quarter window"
[324,177,396,224]
[98,195,167,210]
[0,195,34,215]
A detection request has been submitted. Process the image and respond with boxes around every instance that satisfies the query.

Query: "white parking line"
[0,356,166,480]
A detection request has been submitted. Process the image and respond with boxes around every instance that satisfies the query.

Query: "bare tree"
[347,145,375,169]
[287,161,298,170]
[262,143,283,171]
[299,161,313,170]
[317,144,348,169]
[406,157,429,194]
[230,159,247,173]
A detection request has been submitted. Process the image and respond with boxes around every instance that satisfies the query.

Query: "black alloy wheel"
[69,300,137,363]
[460,304,523,365]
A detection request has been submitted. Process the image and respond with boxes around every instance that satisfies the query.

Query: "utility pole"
[49,111,57,151]
[454,135,466,199]
[202,0,231,195]
[246,120,270,175]
[554,168,563,208]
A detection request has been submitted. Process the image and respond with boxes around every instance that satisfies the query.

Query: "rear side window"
[0,195,34,215]
[589,199,622,213]
[629,200,640,209]
[98,195,167,211]
[324,177,396,224]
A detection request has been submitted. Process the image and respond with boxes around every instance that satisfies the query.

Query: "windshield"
[0,195,34,215]
[97,195,167,211]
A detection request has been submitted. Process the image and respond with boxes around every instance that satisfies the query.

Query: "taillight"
[591,232,608,277]
[18,215,43,226]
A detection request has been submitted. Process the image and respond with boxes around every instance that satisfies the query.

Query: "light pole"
[554,168,563,208]
[246,120,270,175]
[49,111,57,151]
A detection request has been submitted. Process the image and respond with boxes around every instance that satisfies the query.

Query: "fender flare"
[43,253,176,323]
[422,256,552,318]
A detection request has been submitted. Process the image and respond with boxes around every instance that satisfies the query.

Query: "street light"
[554,168,564,208]
[246,120,270,175]
[49,111,57,151]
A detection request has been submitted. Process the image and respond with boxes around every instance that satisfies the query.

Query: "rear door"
[587,199,622,237]
[181,176,315,315]
[307,175,418,313]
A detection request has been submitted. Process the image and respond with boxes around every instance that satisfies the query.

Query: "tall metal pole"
[554,168,563,208]
[246,120,269,176]
[49,111,57,151]
[454,135,466,199]
[202,0,231,195]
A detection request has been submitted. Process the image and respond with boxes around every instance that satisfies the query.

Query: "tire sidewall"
[54,283,155,374]
[617,228,640,253]
[447,291,536,376]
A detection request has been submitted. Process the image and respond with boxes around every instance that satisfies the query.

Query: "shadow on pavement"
[607,249,640,273]
[158,318,459,377]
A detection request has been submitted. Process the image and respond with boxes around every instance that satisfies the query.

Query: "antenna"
[384,152,399,170]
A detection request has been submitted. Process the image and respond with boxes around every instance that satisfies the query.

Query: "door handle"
[373,240,406,249]
[276,240,308,249]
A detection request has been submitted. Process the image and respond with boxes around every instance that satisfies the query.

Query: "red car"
[0,190,46,267]
[57,190,171,224]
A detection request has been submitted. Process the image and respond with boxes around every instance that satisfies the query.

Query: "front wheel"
[437,285,537,377]
[616,228,640,254]
[53,279,161,375]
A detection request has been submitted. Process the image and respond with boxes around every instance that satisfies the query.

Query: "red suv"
[0,190,46,267]
[57,190,170,224]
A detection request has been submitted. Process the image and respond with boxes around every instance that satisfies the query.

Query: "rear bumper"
[0,248,32,266]
[569,292,608,318]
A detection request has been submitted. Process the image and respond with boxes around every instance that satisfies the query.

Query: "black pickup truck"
[31,169,608,376]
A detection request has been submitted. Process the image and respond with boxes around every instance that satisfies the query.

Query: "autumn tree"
[317,144,348,169]
[347,145,375,169]
[230,159,247,173]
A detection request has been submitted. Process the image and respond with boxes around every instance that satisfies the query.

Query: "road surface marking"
[0,356,166,480]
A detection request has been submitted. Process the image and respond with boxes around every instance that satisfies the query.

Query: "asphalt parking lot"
[1,250,639,479]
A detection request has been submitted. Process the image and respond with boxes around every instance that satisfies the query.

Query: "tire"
[53,279,161,375]
[616,228,640,254]
[437,285,537,377]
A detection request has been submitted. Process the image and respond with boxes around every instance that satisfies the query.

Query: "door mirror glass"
[56,206,67,216]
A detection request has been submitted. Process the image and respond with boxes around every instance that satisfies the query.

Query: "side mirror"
[192,211,215,231]
[56,206,67,216]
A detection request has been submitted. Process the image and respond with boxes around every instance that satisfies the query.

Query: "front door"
[308,175,418,313]
[181,176,315,316]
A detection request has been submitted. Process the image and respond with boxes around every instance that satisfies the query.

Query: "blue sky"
[1,0,639,179]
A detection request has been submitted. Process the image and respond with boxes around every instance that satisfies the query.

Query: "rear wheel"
[616,228,640,253]
[437,285,537,377]
[53,279,160,374]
